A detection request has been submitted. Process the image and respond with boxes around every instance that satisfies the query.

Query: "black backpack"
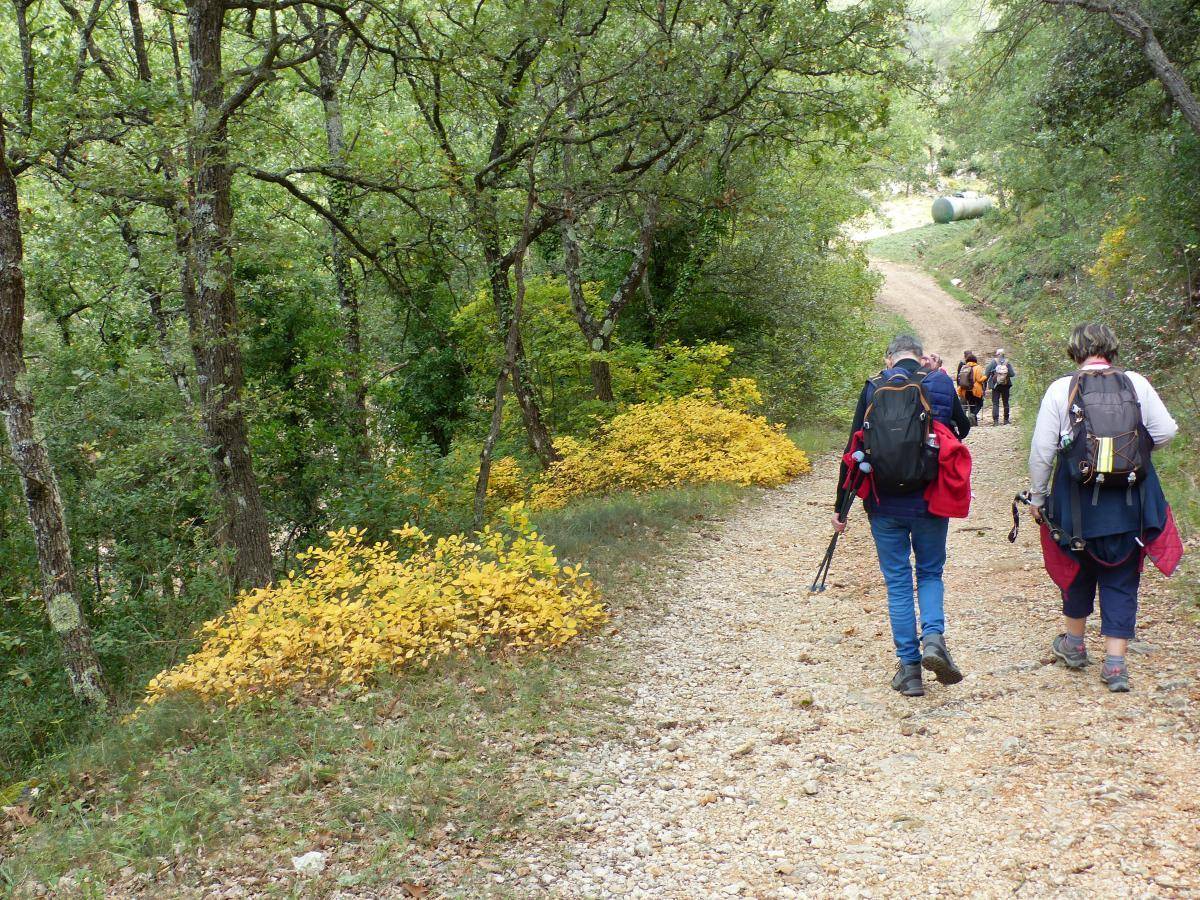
[1063,367,1150,488]
[861,371,939,494]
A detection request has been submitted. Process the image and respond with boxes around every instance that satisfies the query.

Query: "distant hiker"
[984,349,1016,425]
[835,333,972,697]
[955,350,970,384]
[1028,323,1182,692]
[957,352,986,424]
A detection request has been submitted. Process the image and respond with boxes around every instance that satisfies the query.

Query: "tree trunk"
[119,216,195,407]
[0,114,113,709]
[590,356,614,402]
[14,0,35,135]
[315,32,369,460]
[561,195,658,403]
[184,0,273,589]
[472,371,507,532]
[487,267,558,467]
[475,178,538,526]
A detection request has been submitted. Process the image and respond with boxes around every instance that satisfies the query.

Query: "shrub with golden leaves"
[531,395,810,509]
[144,506,603,704]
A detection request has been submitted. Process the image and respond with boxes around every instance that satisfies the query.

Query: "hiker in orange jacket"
[956,352,986,424]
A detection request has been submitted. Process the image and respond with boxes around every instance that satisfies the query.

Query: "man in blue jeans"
[833,334,971,696]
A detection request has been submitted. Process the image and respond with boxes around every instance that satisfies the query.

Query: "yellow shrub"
[1089,211,1142,287]
[719,377,764,411]
[476,455,528,504]
[531,395,810,509]
[144,506,604,704]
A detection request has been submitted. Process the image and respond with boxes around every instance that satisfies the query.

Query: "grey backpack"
[1063,368,1149,487]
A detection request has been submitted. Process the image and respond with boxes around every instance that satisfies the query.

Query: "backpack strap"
[1069,478,1085,552]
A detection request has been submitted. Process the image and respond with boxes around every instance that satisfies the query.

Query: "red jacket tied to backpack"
[924,421,972,518]
[844,420,972,518]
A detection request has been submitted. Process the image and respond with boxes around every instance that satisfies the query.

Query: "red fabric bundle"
[924,420,972,518]
[1145,506,1184,577]
[1038,506,1183,589]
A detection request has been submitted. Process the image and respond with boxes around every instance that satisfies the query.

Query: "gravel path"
[487,260,1200,898]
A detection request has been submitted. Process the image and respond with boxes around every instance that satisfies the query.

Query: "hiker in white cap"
[984,348,1016,425]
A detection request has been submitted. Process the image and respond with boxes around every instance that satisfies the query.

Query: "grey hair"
[1067,323,1119,364]
[886,333,924,359]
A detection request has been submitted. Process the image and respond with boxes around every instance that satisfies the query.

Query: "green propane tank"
[931,194,992,223]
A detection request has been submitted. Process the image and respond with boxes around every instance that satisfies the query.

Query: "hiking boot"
[921,633,964,685]
[1052,633,1089,670]
[891,662,925,697]
[1101,663,1131,693]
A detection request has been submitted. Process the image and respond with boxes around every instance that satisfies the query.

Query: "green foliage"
[453,276,746,433]
[0,0,914,781]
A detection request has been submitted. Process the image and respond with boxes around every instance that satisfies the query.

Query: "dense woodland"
[1,0,917,774]
[2,0,1198,814]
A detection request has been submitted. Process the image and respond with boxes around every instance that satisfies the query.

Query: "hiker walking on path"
[956,352,987,424]
[984,348,1015,425]
[834,334,972,697]
[1027,323,1182,692]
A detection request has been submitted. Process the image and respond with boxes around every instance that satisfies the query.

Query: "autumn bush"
[144,506,604,704]
[530,394,810,509]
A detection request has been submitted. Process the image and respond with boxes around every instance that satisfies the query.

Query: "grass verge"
[2,653,620,897]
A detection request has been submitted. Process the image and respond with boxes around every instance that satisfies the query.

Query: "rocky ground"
[434,260,1200,898]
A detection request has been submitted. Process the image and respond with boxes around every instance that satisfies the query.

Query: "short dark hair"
[965,352,978,363]
[1067,323,1119,364]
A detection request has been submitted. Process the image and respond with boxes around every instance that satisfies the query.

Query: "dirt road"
[872,259,996,362]
[433,261,1200,898]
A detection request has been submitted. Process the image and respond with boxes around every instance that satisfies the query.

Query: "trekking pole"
[810,453,871,594]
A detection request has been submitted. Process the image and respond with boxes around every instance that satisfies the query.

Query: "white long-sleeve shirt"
[1028,363,1178,505]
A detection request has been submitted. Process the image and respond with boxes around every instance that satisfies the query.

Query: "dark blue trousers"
[1061,551,1141,639]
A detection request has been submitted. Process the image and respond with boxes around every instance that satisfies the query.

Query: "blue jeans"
[869,515,949,664]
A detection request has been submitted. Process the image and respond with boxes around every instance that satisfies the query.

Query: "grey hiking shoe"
[1101,663,1131,693]
[891,662,925,697]
[1052,634,1090,670]
[921,633,964,685]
